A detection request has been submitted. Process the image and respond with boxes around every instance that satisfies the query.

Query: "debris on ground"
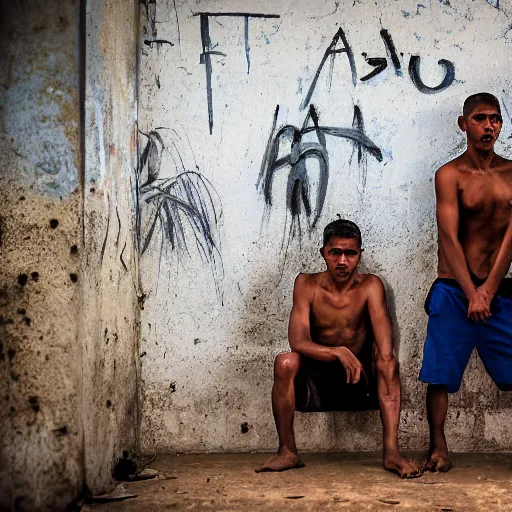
[113,451,172,482]
[91,484,137,503]
[379,498,400,504]
[128,468,160,481]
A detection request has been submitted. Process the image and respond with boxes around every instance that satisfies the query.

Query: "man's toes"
[436,459,452,472]
[254,462,271,473]
[422,459,435,472]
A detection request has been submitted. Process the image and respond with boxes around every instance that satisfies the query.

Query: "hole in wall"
[28,396,39,413]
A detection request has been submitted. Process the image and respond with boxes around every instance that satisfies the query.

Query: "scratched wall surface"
[0,1,83,510]
[81,0,140,494]
[138,0,512,453]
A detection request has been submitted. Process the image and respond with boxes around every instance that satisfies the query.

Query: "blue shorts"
[419,278,512,393]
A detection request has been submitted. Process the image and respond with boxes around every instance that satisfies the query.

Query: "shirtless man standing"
[255,219,421,478]
[420,93,512,472]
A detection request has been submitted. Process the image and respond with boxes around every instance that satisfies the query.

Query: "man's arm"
[435,166,477,299]
[480,212,512,296]
[288,274,364,383]
[366,276,400,455]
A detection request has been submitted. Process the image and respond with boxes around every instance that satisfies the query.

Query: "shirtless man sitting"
[420,93,512,472]
[255,219,421,478]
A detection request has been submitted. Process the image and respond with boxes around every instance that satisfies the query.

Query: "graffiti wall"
[138,0,512,452]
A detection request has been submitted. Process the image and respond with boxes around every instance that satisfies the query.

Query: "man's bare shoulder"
[435,158,463,179]
[494,154,512,174]
[356,273,385,293]
[294,272,324,289]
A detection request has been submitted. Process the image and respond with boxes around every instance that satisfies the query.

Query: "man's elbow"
[438,229,459,249]
[288,339,304,354]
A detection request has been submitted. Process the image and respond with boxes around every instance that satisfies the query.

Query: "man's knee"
[274,352,300,379]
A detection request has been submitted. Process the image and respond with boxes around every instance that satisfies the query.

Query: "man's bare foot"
[422,449,452,472]
[254,450,305,473]
[384,453,423,479]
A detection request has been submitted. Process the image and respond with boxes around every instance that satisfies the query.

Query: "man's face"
[459,103,503,151]
[321,236,361,284]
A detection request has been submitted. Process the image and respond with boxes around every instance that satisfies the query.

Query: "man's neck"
[326,271,358,292]
[464,145,497,172]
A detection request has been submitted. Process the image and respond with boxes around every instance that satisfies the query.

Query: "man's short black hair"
[463,93,501,118]
[323,219,362,247]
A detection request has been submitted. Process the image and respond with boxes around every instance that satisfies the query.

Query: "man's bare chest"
[459,172,512,216]
[310,290,367,330]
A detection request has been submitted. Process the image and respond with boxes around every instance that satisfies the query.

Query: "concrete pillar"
[0,0,140,509]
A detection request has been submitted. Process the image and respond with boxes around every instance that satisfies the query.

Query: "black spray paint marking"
[115,206,121,247]
[357,29,455,92]
[199,15,215,135]
[301,25,456,94]
[360,54,387,82]
[300,28,357,111]
[141,0,158,38]
[120,241,128,271]
[245,16,250,74]
[349,105,370,189]
[173,0,181,49]
[100,192,111,265]
[380,29,402,76]
[195,12,280,134]
[135,127,224,293]
[258,105,382,250]
[144,39,174,47]
[408,56,455,94]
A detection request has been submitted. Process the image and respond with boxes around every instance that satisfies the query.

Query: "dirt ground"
[88,452,512,511]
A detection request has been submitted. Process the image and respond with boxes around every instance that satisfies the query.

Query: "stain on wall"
[0,1,83,509]
[138,0,512,454]
[0,0,141,509]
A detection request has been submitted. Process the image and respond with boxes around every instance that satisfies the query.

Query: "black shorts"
[295,352,379,412]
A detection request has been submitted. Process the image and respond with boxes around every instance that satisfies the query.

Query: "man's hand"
[467,287,492,322]
[332,346,367,384]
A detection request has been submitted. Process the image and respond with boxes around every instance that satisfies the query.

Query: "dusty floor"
[89,452,512,511]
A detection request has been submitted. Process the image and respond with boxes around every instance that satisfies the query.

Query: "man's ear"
[457,115,466,132]
[319,247,325,258]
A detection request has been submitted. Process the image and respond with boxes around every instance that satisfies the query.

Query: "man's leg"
[420,281,474,472]
[476,295,512,392]
[376,356,422,478]
[255,352,305,472]
[424,384,452,472]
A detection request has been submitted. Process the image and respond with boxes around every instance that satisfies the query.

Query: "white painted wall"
[138,0,512,453]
